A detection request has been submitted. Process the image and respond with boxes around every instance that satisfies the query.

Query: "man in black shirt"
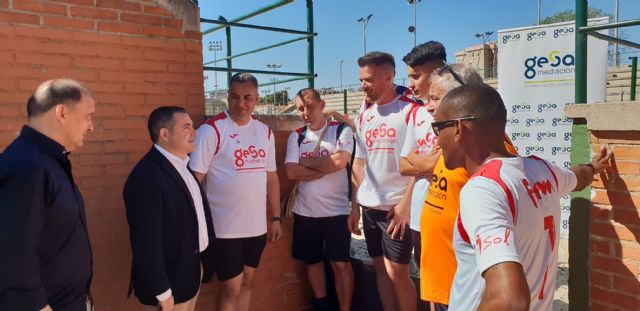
[0,79,96,311]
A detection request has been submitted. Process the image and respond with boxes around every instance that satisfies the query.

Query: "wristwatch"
[271,216,283,223]
[580,163,595,174]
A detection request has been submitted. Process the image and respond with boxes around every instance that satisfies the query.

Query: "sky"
[198,0,640,96]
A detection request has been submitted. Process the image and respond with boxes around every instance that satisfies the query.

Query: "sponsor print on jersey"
[475,228,512,255]
[301,148,330,159]
[416,132,437,155]
[233,145,267,172]
[365,123,398,153]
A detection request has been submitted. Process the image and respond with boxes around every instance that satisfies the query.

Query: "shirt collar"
[154,144,189,170]
[20,125,68,159]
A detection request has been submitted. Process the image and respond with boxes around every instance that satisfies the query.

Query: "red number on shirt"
[538,215,555,300]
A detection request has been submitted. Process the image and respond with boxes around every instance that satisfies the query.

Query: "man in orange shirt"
[405,64,515,310]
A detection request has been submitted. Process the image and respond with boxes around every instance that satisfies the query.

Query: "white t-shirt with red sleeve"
[189,111,277,239]
[355,95,418,210]
[400,105,437,231]
[284,121,354,218]
[449,156,577,311]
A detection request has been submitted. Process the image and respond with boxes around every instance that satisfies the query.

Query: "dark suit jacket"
[123,147,215,305]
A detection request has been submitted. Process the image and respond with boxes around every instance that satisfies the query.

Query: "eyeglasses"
[437,64,466,86]
[431,116,476,136]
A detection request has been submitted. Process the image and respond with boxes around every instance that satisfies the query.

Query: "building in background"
[455,42,498,79]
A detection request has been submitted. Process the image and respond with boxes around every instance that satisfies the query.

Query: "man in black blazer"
[124,106,215,311]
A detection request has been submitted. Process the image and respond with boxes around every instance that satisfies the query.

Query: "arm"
[477,262,530,311]
[0,163,49,310]
[189,125,217,185]
[405,148,441,173]
[299,151,350,174]
[399,156,422,176]
[324,109,355,131]
[123,171,172,300]
[284,163,325,181]
[348,157,366,235]
[570,146,612,191]
[266,171,282,241]
[193,172,205,184]
[386,176,415,240]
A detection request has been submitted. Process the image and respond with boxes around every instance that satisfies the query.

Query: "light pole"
[537,0,541,25]
[614,0,619,66]
[339,60,343,91]
[474,31,493,44]
[208,41,223,90]
[283,86,291,106]
[407,0,421,47]
[357,14,373,54]
[204,75,209,97]
[266,63,283,104]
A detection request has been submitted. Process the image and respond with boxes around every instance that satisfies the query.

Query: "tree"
[259,90,290,105]
[540,8,609,24]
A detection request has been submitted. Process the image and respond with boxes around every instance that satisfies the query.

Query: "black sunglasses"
[431,116,476,136]
[437,64,466,86]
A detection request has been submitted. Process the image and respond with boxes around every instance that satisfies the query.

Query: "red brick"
[124,83,167,94]
[613,209,640,226]
[104,140,147,153]
[143,25,183,38]
[74,57,122,70]
[121,36,167,48]
[15,26,71,40]
[45,67,98,82]
[0,106,22,117]
[126,128,150,140]
[96,0,141,12]
[13,0,68,15]
[120,12,163,26]
[0,0,8,8]
[591,239,613,256]
[611,160,640,175]
[163,17,181,28]
[142,49,184,61]
[82,128,126,141]
[16,52,72,66]
[99,70,146,82]
[49,0,94,5]
[70,6,118,20]
[97,21,142,35]
[98,93,144,105]
[44,15,95,30]
[591,254,639,276]
[612,275,640,296]
[74,164,106,178]
[70,141,102,154]
[71,31,121,45]
[590,286,640,310]
[185,30,201,40]
[142,4,172,16]
[96,46,143,60]
[617,244,640,261]
[105,164,133,175]
[84,81,124,93]
[94,106,125,118]
[593,130,640,144]
[591,205,611,221]
[591,222,639,242]
[592,189,640,209]
[0,11,41,25]
[123,59,166,71]
[102,119,145,130]
[591,269,612,289]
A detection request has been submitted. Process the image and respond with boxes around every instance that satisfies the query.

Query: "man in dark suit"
[0,79,95,311]
[124,106,215,311]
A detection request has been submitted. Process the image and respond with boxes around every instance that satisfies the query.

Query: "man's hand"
[269,221,283,242]
[41,305,53,311]
[348,202,361,235]
[386,202,410,240]
[158,295,174,311]
[591,145,613,174]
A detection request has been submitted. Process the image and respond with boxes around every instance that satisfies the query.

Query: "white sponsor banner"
[498,18,608,238]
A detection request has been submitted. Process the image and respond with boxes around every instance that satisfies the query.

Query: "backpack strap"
[296,126,308,146]
[336,122,356,200]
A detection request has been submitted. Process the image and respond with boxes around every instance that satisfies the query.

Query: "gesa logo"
[537,132,556,141]
[511,131,530,141]
[553,26,574,38]
[416,132,437,151]
[502,33,521,44]
[527,30,547,41]
[524,50,575,79]
[233,146,266,167]
[507,118,519,125]
[525,117,545,127]
[537,103,558,112]
[525,145,545,155]
[563,132,572,141]
[301,150,329,158]
[365,123,397,147]
[551,146,571,155]
[551,116,572,126]
[512,103,531,113]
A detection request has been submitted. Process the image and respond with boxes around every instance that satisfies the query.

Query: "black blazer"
[123,147,215,305]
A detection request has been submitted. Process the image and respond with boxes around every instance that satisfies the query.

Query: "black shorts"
[361,206,413,264]
[292,213,351,264]
[214,234,267,281]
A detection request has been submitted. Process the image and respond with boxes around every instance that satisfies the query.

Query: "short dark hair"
[296,88,321,101]
[402,41,447,67]
[357,51,395,69]
[147,106,186,143]
[441,83,507,128]
[27,79,93,118]
[229,72,258,89]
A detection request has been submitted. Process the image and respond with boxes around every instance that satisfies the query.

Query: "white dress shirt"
[154,144,209,301]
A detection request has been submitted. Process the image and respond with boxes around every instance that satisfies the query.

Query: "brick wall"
[0,1,311,310]
[589,131,640,310]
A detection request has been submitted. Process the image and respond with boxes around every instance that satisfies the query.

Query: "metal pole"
[221,16,232,88]
[615,0,619,66]
[202,0,294,35]
[575,2,587,105]
[631,56,638,101]
[339,60,343,91]
[538,0,541,25]
[413,0,417,47]
[363,22,367,54]
[343,89,348,115]
[307,0,315,88]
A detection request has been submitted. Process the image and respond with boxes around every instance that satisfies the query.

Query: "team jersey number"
[538,215,555,300]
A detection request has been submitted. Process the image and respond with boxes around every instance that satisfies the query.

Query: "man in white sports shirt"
[432,83,611,311]
[348,51,419,311]
[285,88,355,311]
[189,73,282,311]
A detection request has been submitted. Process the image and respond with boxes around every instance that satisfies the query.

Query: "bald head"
[27,79,93,118]
[439,83,507,134]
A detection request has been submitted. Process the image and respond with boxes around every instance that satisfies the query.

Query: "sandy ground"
[350,233,571,309]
